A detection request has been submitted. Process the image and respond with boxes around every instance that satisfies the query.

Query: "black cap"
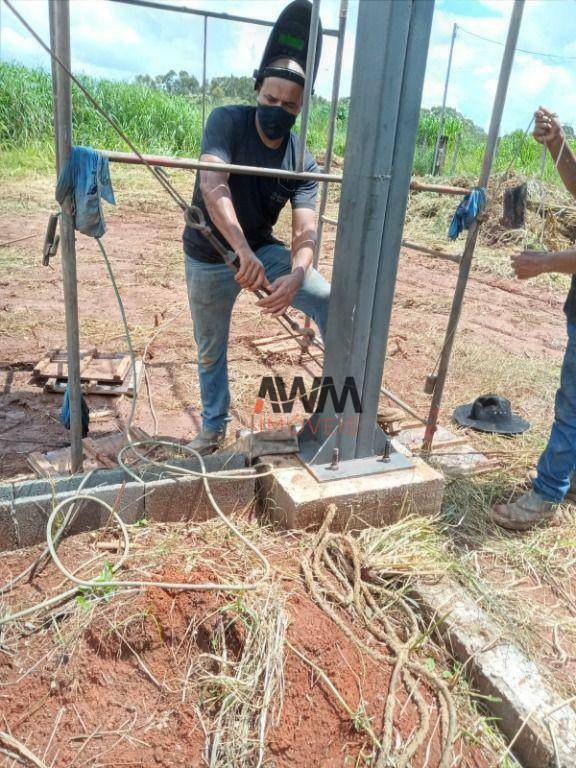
[254,0,323,91]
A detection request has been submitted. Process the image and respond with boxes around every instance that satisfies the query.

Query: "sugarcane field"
[2,1,576,766]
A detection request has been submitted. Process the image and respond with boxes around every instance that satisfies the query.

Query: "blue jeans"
[185,243,330,432]
[534,320,576,502]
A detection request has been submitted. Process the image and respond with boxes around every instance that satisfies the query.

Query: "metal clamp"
[183,205,209,232]
[42,212,60,266]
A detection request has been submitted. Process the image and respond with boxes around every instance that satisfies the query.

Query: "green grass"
[3,60,574,185]
[0,61,347,165]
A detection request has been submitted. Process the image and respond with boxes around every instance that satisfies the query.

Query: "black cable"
[458,25,576,62]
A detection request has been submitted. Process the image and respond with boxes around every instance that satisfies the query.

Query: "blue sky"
[2,0,576,134]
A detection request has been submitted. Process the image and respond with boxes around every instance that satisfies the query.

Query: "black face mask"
[257,104,296,140]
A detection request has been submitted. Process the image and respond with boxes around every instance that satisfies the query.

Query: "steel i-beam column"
[300,0,434,466]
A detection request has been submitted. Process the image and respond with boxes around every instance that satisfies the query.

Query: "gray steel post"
[432,23,457,176]
[302,0,433,462]
[423,0,525,450]
[48,0,84,472]
[355,0,434,457]
[313,0,347,268]
[297,0,321,172]
[201,15,207,128]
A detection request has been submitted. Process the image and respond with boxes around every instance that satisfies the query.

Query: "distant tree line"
[134,70,256,102]
[134,70,335,107]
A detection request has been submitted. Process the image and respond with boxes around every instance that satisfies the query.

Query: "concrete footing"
[1,437,445,546]
[0,452,253,552]
[258,452,444,531]
[416,579,576,768]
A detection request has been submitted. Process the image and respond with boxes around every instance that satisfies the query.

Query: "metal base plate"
[300,450,414,483]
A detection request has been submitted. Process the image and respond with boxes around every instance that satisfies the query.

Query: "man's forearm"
[203,184,251,255]
[291,227,316,280]
[291,244,314,275]
[548,137,576,199]
[547,247,576,275]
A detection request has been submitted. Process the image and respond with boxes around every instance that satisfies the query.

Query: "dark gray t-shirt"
[183,105,318,264]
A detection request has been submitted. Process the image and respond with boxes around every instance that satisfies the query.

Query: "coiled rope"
[302,505,457,767]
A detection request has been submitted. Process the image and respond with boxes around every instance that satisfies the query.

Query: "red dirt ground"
[0,529,492,768]
[0,190,567,480]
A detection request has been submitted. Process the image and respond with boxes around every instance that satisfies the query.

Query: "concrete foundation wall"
[0,453,254,552]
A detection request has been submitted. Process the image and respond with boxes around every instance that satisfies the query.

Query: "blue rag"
[448,187,486,240]
[56,146,115,238]
[61,383,90,438]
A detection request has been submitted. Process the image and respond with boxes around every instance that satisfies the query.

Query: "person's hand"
[533,107,563,146]
[256,269,304,316]
[235,247,266,290]
[511,250,553,280]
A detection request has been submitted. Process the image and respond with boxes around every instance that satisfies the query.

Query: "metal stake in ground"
[422,0,525,451]
[49,0,83,473]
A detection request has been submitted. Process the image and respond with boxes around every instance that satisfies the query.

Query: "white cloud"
[1,24,42,57]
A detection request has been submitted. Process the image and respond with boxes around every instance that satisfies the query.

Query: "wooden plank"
[28,439,100,477]
[34,348,95,379]
[44,361,144,396]
[396,424,497,477]
[261,341,305,354]
[251,333,307,348]
[35,349,130,384]
[27,426,150,477]
[32,353,55,376]
[27,451,60,477]
[252,337,306,354]
[82,353,131,383]
[409,180,468,195]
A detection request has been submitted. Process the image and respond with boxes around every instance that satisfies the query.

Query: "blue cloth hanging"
[61,383,90,438]
[448,187,487,240]
[55,146,115,238]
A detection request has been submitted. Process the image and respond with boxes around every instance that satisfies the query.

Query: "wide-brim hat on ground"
[253,0,323,90]
[453,394,530,435]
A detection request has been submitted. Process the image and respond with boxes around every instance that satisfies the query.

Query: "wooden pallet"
[27,426,150,478]
[34,349,132,384]
[44,360,143,397]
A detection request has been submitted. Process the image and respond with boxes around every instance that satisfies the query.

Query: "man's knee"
[196,333,228,371]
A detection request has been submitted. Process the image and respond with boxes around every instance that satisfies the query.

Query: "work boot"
[185,427,225,456]
[489,490,556,531]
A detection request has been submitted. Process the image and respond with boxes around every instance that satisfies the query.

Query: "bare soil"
[0,176,568,479]
[0,525,491,767]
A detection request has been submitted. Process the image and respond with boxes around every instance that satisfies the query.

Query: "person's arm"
[257,207,317,317]
[511,109,576,281]
[291,206,317,278]
[199,155,266,290]
[534,107,576,198]
[512,247,576,280]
